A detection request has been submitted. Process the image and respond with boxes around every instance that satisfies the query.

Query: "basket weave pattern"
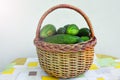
[37,48,94,78]
[34,4,97,78]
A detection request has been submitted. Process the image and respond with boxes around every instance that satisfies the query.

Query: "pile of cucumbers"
[40,24,91,44]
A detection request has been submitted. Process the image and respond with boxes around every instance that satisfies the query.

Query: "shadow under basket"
[34,4,97,78]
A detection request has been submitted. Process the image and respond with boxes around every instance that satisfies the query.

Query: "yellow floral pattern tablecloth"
[0,54,120,80]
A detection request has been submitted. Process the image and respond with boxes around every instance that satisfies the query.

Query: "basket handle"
[35,4,95,41]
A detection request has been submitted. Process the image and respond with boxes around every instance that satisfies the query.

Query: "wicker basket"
[34,4,97,78]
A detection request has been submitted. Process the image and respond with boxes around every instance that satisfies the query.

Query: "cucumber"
[40,24,56,38]
[66,24,79,35]
[78,28,90,37]
[57,24,70,34]
[57,27,66,34]
[44,34,80,44]
[64,24,70,30]
[81,36,90,41]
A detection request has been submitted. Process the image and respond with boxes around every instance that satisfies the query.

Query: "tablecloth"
[0,54,120,80]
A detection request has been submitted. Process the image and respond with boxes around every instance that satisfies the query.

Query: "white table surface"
[0,56,120,80]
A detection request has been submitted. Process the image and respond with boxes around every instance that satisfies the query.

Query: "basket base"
[36,48,94,78]
[43,67,88,79]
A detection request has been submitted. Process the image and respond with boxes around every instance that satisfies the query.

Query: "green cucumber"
[57,27,66,34]
[81,36,90,41]
[66,24,79,35]
[40,24,56,38]
[44,34,80,44]
[78,28,91,37]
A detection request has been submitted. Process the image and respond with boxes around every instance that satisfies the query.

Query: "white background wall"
[0,0,120,71]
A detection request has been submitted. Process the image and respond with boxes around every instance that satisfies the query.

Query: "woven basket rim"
[34,36,97,53]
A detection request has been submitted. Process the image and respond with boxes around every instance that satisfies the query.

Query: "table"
[0,54,120,80]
